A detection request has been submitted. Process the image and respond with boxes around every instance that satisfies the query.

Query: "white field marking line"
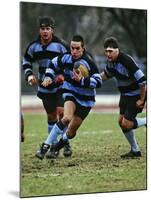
[81,130,113,135]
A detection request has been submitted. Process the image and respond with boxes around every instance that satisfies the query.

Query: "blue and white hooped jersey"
[104,52,146,96]
[45,52,102,108]
[22,35,69,95]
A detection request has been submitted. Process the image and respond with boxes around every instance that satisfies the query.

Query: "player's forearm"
[100,71,109,81]
[80,74,102,89]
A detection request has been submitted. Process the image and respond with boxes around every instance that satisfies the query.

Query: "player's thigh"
[63,100,76,118]
[124,96,140,121]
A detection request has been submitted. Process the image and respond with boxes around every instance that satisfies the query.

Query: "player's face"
[70,41,84,60]
[104,47,119,62]
[39,26,53,43]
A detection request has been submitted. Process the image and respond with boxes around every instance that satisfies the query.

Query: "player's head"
[103,37,119,62]
[38,16,55,28]
[70,35,85,60]
[38,16,55,42]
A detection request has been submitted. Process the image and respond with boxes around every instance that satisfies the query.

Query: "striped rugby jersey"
[45,52,102,107]
[22,35,69,96]
[104,52,146,96]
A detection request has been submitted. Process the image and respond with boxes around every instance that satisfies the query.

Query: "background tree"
[20,2,147,94]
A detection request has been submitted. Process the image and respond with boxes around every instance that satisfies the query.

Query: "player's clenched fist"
[28,75,37,85]
[41,77,53,87]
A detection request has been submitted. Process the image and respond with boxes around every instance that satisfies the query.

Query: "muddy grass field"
[20,112,147,198]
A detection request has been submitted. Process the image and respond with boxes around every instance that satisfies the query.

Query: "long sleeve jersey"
[45,52,102,108]
[22,35,69,98]
[104,52,146,96]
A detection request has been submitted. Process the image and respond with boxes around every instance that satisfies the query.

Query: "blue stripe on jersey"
[134,69,145,82]
[62,81,96,96]
[105,62,145,95]
[23,58,31,66]
[116,79,134,87]
[23,37,68,95]
[77,59,91,71]
[90,77,97,88]
[115,63,129,77]
[47,52,101,106]
[61,54,72,64]
[38,86,58,93]
[45,68,55,77]
[52,57,63,71]
[63,93,95,107]
[27,42,67,56]
[24,68,32,74]
[122,89,140,96]
[46,42,67,53]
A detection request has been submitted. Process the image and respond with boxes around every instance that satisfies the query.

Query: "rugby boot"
[121,150,141,159]
[63,141,72,157]
[35,143,50,160]
[54,138,66,152]
[46,144,59,159]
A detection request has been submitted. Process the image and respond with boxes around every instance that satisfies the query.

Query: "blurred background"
[20,2,147,110]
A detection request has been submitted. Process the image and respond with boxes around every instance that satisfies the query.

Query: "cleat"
[63,141,72,157]
[121,150,141,159]
[35,143,50,160]
[46,144,59,159]
[54,138,66,152]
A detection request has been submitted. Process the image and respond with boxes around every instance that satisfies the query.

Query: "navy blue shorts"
[119,95,144,121]
[64,96,91,120]
[37,90,64,114]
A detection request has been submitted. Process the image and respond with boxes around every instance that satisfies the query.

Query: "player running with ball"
[35,35,102,159]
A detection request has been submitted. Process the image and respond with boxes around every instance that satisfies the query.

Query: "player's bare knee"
[62,115,72,125]
[121,120,132,130]
[57,107,64,120]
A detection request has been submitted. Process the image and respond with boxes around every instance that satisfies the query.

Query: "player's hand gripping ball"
[54,74,65,84]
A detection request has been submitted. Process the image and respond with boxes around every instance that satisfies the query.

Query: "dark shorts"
[64,96,91,120]
[119,95,144,121]
[37,90,64,114]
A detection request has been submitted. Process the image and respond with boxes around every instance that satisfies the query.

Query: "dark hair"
[104,37,119,49]
[38,16,55,28]
[71,35,84,47]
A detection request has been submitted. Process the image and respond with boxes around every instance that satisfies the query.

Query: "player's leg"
[35,95,58,160]
[42,96,58,135]
[53,115,83,155]
[54,103,91,155]
[56,90,72,157]
[119,96,145,158]
[36,100,76,159]
[46,101,75,158]
[119,114,141,158]
[45,100,76,158]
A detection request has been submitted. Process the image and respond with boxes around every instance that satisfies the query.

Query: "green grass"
[20,112,147,197]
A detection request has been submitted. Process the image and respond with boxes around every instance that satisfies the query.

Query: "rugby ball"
[74,63,89,78]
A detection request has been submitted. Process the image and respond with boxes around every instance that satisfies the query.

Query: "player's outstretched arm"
[100,71,109,81]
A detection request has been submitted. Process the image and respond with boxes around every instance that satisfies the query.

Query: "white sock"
[123,129,140,152]
[136,117,146,128]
